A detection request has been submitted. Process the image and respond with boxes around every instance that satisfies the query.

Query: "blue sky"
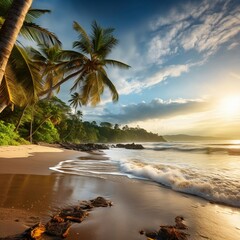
[32,0,240,138]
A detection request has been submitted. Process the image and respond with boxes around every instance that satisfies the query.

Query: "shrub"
[33,120,59,143]
[0,120,27,145]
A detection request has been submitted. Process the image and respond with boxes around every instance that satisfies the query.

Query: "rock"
[90,196,113,207]
[140,216,189,240]
[45,219,71,238]
[145,231,158,239]
[175,216,187,230]
[1,196,113,240]
[60,143,109,151]
[30,224,45,239]
[115,143,144,149]
[158,226,189,240]
[59,207,88,223]
[78,200,94,210]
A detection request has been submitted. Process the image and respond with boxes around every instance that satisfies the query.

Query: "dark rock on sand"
[115,143,144,149]
[45,217,71,238]
[140,216,189,240]
[90,196,113,207]
[59,207,89,223]
[60,143,109,151]
[1,197,112,240]
[0,223,46,240]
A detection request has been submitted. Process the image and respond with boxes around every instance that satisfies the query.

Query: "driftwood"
[140,216,189,240]
[1,196,112,240]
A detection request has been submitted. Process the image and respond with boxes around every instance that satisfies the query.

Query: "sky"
[32,0,240,138]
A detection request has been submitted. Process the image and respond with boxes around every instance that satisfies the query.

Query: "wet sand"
[0,145,239,239]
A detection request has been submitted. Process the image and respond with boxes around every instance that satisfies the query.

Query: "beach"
[0,144,239,240]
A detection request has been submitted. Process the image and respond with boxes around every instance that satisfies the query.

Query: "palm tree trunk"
[15,104,28,132]
[28,115,52,140]
[0,0,33,85]
[29,104,34,143]
[39,70,82,97]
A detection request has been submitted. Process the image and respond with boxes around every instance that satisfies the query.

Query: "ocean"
[50,141,240,208]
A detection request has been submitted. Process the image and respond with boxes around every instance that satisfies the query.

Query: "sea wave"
[148,145,240,155]
[119,160,240,207]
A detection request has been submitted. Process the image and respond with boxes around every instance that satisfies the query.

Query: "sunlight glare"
[219,95,240,117]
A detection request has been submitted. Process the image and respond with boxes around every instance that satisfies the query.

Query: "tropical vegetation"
[0,1,165,146]
[0,96,165,144]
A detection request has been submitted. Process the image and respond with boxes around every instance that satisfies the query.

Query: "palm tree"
[43,21,130,106]
[0,0,33,85]
[0,1,61,112]
[28,44,66,99]
[68,92,82,112]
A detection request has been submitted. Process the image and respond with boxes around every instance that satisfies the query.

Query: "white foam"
[119,161,240,207]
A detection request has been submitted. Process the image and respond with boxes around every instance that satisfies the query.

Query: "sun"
[219,95,240,117]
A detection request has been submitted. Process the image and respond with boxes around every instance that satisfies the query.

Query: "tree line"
[0,96,165,144]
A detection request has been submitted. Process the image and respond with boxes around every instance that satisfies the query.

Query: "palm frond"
[90,72,103,105]
[91,21,103,53]
[1,62,28,107]
[104,59,131,69]
[25,9,51,22]
[9,44,43,103]
[20,22,61,47]
[99,70,119,102]
[73,21,92,54]
[96,36,118,58]
[80,72,96,105]
[57,50,87,61]
[70,69,87,92]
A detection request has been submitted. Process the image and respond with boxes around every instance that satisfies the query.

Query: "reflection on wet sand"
[0,173,239,240]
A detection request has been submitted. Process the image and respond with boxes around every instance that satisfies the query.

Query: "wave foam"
[119,161,240,207]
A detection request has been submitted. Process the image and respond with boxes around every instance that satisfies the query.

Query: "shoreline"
[0,145,239,239]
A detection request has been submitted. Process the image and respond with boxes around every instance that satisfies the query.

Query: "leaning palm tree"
[0,0,61,112]
[0,0,32,85]
[44,21,130,106]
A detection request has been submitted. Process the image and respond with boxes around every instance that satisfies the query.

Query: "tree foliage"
[0,97,165,144]
[0,120,27,145]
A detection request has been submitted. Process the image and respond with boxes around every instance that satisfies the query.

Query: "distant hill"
[163,134,222,142]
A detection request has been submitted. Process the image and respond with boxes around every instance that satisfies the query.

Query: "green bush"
[33,120,59,143]
[0,120,27,145]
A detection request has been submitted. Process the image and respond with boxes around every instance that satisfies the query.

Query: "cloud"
[98,98,212,123]
[148,0,240,65]
[107,63,190,98]
[228,42,239,50]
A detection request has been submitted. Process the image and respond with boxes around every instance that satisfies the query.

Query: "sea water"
[50,141,240,207]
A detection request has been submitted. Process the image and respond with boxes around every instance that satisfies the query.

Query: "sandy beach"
[0,145,239,240]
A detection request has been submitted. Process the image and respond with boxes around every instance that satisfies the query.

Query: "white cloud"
[227,42,240,50]
[148,0,240,64]
[108,63,190,98]
[143,64,189,88]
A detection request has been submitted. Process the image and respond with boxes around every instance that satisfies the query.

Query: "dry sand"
[0,145,239,240]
